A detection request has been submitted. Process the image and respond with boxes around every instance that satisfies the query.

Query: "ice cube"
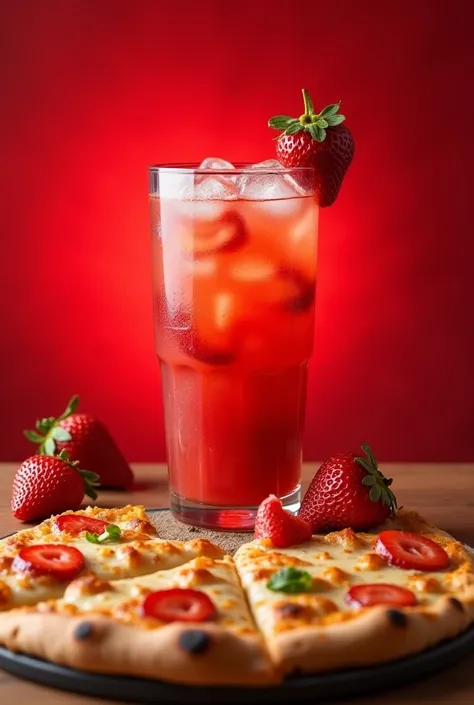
[249,159,284,169]
[199,158,235,170]
[159,172,195,200]
[195,176,238,200]
[240,159,311,200]
[238,160,307,201]
[196,157,237,200]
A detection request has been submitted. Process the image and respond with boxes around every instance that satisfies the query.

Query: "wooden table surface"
[0,462,473,704]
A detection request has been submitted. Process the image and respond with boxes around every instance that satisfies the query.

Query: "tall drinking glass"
[149,163,318,529]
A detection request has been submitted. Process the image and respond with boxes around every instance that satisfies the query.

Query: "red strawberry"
[268,89,355,207]
[254,495,312,548]
[11,450,99,522]
[299,444,397,533]
[24,395,134,488]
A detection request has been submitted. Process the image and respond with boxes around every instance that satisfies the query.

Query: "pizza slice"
[234,510,474,675]
[0,555,276,685]
[0,505,224,609]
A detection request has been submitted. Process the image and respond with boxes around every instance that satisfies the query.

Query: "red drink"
[150,163,318,528]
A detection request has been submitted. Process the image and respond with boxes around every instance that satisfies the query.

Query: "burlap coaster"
[148,509,252,555]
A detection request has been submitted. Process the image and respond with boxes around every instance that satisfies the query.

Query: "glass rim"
[148,162,315,175]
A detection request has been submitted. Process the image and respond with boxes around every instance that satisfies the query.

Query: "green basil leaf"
[267,567,313,594]
[85,532,100,544]
[105,524,121,541]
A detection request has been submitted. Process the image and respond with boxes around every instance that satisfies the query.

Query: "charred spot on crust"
[449,597,464,612]
[178,629,211,655]
[73,621,94,641]
[275,603,306,619]
[387,609,407,628]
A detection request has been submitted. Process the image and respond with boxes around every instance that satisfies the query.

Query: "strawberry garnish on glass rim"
[268,88,355,207]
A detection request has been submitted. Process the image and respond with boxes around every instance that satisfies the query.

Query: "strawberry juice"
[150,162,318,529]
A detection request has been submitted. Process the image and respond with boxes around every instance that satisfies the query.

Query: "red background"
[1,0,474,463]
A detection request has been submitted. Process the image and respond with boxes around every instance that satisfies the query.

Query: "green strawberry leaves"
[355,443,398,515]
[24,395,78,456]
[267,567,313,594]
[55,449,100,500]
[268,88,346,142]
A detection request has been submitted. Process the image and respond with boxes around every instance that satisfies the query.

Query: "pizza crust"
[0,611,276,685]
[269,593,474,673]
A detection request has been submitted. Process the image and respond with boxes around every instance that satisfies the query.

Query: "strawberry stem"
[355,444,398,515]
[24,395,79,456]
[57,449,100,500]
[268,89,347,143]
[302,88,314,116]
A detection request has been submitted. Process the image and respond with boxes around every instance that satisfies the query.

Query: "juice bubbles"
[150,163,318,528]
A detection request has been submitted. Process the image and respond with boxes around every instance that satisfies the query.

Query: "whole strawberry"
[268,89,355,207]
[299,444,397,532]
[11,449,99,521]
[24,395,134,488]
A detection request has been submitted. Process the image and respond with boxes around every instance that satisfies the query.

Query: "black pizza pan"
[0,625,474,704]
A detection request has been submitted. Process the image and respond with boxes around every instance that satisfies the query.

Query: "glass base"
[169,486,301,531]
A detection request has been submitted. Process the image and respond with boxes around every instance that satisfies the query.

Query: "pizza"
[0,503,473,686]
[234,510,474,674]
[0,505,224,608]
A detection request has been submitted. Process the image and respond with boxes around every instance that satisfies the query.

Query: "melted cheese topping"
[0,506,224,608]
[44,556,258,635]
[234,522,474,636]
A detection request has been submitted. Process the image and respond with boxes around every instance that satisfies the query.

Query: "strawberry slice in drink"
[278,268,315,312]
[345,583,417,608]
[142,588,216,622]
[375,531,450,572]
[12,545,85,581]
[53,514,109,535]
[187,208,247,257]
